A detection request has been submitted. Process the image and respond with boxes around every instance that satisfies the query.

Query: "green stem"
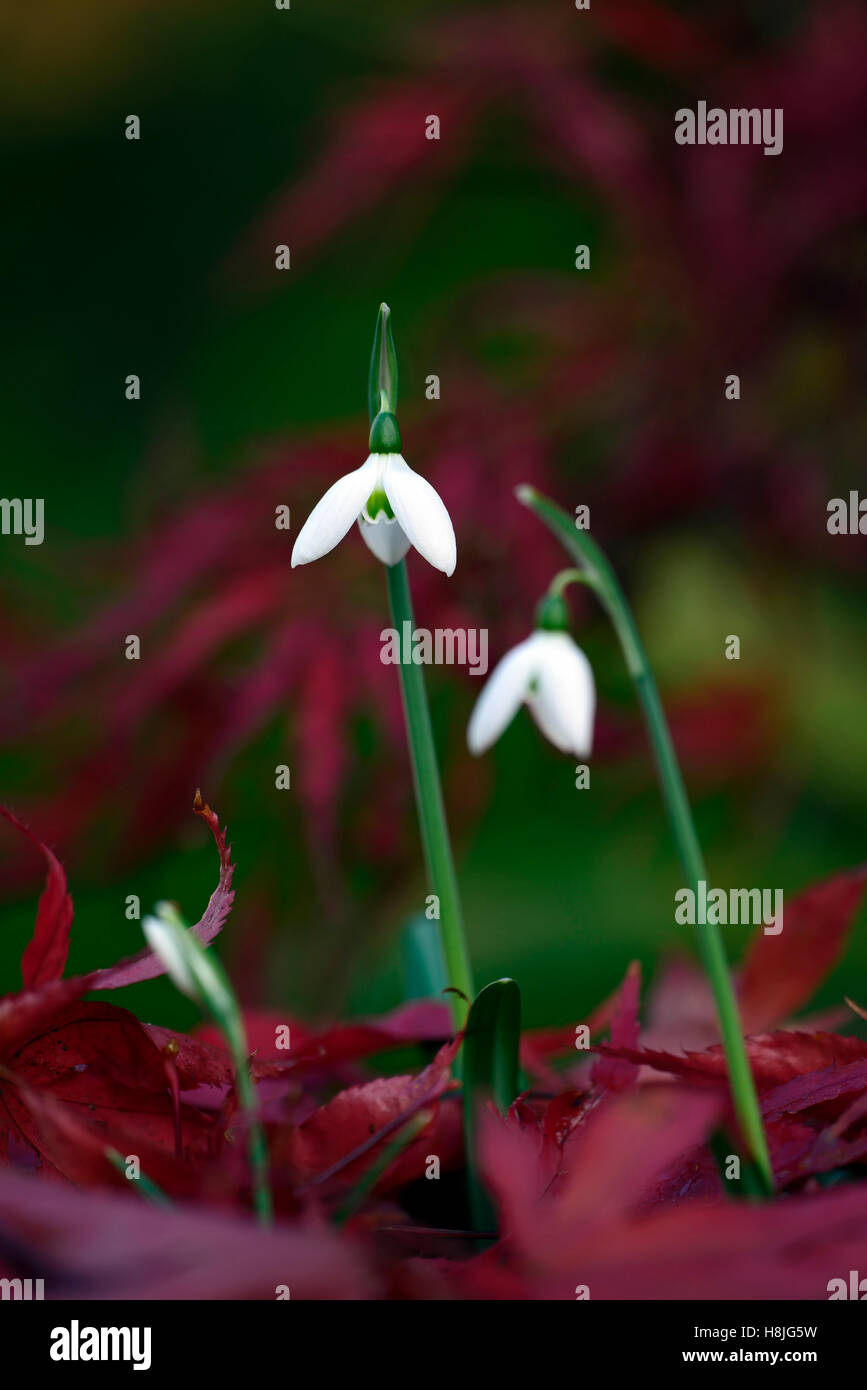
[385,559,474,1028]
[228,1022,274,1226]
[105,1147,173,1207]
[549,568,587,598]
[145,905,274,1223]
[334,1110,430,1224]
[519,486,773,1195]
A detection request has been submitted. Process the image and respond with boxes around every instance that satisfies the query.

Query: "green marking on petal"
[365,487,395,520]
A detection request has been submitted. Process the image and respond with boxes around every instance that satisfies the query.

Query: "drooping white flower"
[467,626,595,759]
[291,415,456,575]
[142,908,199,1000]
[142,901,233,1019]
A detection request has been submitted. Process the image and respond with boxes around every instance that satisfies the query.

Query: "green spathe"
[368,303,399,421]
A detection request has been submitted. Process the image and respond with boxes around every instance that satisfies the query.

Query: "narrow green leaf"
[462,978,521,1230]
[141,903,274,1223]
[105,1148,172,1207]
[463,978,521,1114]
[708,1130,768,1202]
[334,1110,431,1225]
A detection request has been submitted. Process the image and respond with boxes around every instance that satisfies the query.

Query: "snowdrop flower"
[142,905,197,998]
[143,901,272,1221]
[468,593,595,758]
[142,901,232,1019]
[291,409,456,575]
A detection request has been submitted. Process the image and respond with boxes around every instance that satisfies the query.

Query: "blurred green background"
[1,0,864,1034]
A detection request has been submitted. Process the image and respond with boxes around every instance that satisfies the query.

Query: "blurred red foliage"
[0,0,864,971]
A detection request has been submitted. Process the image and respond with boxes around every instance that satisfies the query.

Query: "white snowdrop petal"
[382,456,457,576]
[358,515,412,566]
[291,457,379,567]
[142,916,197,1000]
[467,636,538,754]
[527,692,575,753]
[530,632,596,757]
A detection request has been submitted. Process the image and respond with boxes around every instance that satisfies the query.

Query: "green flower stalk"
[142,901,273,1223]
[515,486,773,1194]
[291,305,473,1028]
[105,1148,172,1207]
[385,557,474,1026]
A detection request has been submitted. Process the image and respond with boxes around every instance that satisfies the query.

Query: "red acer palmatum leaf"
[1,794,235,1005]
[591,960,642,1094]
[738,865,867,1031]
[520,980,624,1084]
[774,1126,867,1189]
[0,1001,222,1189]
[463,1078,867,1298]
[82,791,234,991]
[0,979,89,1060]
[481,1086,722,1268]
[196,999,452,1078]
[0,796,234,1067]
[641,865,867,1052]
[281,1040,460,1196]
[761,1056,867,1123]
[0,1063,211,1197]
[593,0,715,70]
[0,805,74,989]
[455,1175,867,1301]
[595,1029,867,1092]
[0,1166,373,1299]
[143,1026,236,1089]
[222,80,478,287]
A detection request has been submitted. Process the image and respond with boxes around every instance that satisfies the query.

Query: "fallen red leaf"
[739,866,867,1031]
[83,792,234,991]
[281,1040,460,1196]
[0,805,73,990]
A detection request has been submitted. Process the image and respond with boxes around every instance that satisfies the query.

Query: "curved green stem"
[518,486,773,1195]
[548,568,588,598]
[385,559,474,1028]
